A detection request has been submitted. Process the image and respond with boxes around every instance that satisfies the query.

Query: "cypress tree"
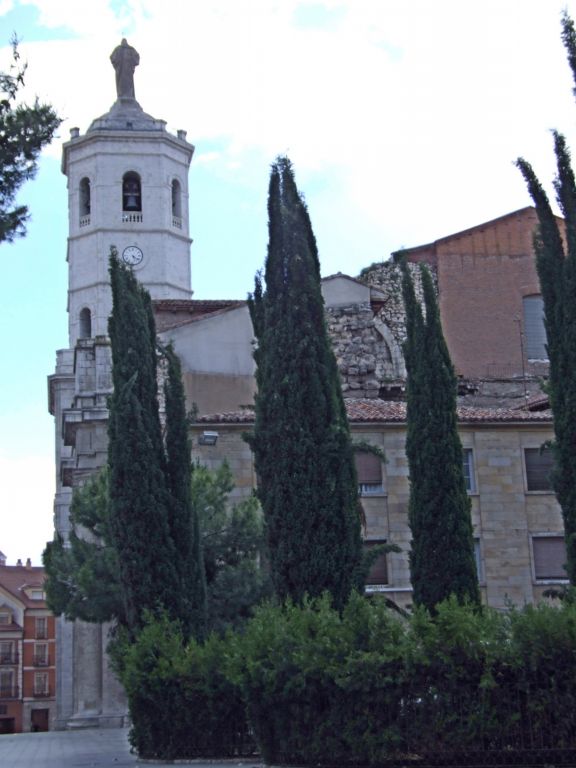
[107,250,181,634]
[164,344,207,639]
[248,156,363,610]
[401,261,480,611]
[515,12,576,585]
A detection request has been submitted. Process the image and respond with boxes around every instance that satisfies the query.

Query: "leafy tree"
[44,463,268,633]
[247,156,363,610]
[164,345,207,639]
[0,37,61,243]
[192,463,271,633]
[401,261,480,611]
[515,11,576,586]
[43,469,124,624]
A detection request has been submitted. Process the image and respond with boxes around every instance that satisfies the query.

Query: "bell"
[124,193,139,211]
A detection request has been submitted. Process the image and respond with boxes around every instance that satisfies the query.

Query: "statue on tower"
[110,39,140,100]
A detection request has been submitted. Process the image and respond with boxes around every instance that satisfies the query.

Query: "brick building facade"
[0,564,56,733]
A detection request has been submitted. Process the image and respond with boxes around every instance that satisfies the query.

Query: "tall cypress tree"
[108,251,181,634]
[164,344,207,639]
[515,12,576,586]
[401,261,480,611]
[248,156,363,610]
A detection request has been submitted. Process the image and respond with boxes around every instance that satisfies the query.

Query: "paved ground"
[0,727,265,767]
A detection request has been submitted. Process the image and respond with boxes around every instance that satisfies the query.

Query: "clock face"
[122,245,143,266]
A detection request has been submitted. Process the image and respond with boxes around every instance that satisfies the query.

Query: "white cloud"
[0,454,55,566]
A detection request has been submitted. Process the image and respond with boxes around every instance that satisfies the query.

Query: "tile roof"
[515,393,550,411]
[195,399,553,425]
[154,299,246,332]
[0,566,46,609]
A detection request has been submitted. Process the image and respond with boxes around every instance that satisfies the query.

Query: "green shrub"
[231,592,407,764]
[119,613,255,760]
[118,598,576,764]
[233,596,576,765]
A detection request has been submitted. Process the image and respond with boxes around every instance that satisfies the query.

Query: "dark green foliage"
[0,37,61,243]
[401,262,480,611]
[164,345,207,640]
[515,12,576,585]
[192,462,272,633]
[119,613,256,760]
[107,252,182,634]
[43,470,124,624]
[247,156,363,609]
[232,595,576,765]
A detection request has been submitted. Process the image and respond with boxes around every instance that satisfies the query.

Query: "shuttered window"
[355,452,384,495]
[523,295,548,360]
[533,536,568,580]
[524,447,554,491]
[364,540,388,586]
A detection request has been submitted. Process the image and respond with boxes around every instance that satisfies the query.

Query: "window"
[79,308,92,339]
[356,452,384,495]
[33,672,49,697]
[364,540,389,589]
[35,617,47,640]
[0,670,15,697]
[171,178,182,224]
[122,172,141,212]
[524,447,554,492]
[523,295,548,360]
[79,177,91,218]
[0,642,14,664]
[30,589,44,601]
[0,612,10,626]
[34,644,48,666]
[463,448,476,493]
[532,535,568,580]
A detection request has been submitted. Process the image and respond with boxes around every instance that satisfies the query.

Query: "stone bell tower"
[62,38,194,346]
[48,40,194,728]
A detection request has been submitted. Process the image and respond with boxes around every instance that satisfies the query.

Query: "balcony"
[33,655,49,667]
[172,215,182,229]
[79,214,91,228]
[33,689,50,698]
[0,687,19,699]
[0,654,18,666]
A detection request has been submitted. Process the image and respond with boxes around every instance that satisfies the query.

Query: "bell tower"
[61,37,194,345]
[49,40,194,729]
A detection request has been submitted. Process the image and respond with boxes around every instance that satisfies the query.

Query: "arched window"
[79,177,91,217]
[79,308,92,339]
[171,179,182,217]
[122,172,141,212]
[522,294,548,360]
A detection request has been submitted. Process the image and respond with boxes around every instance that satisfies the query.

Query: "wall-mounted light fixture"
[198,431,219,446]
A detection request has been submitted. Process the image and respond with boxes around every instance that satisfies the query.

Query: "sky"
[1,0,576,565]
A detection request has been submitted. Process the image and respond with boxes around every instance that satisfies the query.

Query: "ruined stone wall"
[326,262,431,398]
[327,261,547,408]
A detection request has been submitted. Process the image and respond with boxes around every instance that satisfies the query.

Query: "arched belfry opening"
[79,307,92,339]
[171,179,182,228]
[79,177,91,223]
[122,172,141,212]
